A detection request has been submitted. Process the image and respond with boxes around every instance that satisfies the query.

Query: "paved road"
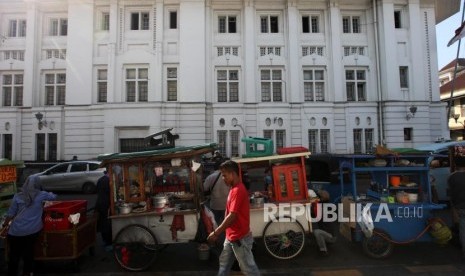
[1,192,464,275]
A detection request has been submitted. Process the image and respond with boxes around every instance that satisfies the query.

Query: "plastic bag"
[357,206,374,238]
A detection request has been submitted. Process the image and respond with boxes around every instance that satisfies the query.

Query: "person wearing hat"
[313,190,338,257]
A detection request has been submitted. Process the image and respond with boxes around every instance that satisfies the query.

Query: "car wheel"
[82,182,96,194]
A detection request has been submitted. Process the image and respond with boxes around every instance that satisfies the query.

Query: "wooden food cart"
[338,153,447,258]
[98,143,316,271]
[0,159,24,218]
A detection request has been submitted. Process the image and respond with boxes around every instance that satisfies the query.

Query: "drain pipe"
[373,0,385,145]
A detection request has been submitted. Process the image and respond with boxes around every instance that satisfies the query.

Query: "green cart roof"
[98,143,217,164]
[0,159,25,168]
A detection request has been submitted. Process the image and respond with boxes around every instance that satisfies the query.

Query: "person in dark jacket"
[313,190,338,256]
[95,170,112,250]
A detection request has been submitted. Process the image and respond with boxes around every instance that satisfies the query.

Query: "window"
[260,15,279,33]
[2,73,23,106]
[263,130,286,150]
[8,19,26,37]
[48,133,57,161]
[2,50,25,61]
[130,12,149,30]
[404,128,413,141]
[97,69,107,103]
[353,129,362,154]
[353,128,373,153]
[308,129,330,154]
[259,47,281,56]
[36,134,46,161]
[70,163,87,172]
[217,47,239,57]
[49,18,67,36]
[216,130,240,158]
[343,46,365,56]
[218,15,237,33]
[365,129,374,153]
[126,68,148,102]
[169,11,177,29]
[345,69,366,101]
[342,16,360,33]
[120,138,145,152]
[303,69,325,101]
[261,69,282,102]
[45,73,66,105]
[394,11,402,28]
[3,134,12,160]
[399,66,409,89]
[302,15,319,33]
[167,67,177,101]
[217,69,239,102]
[102,12,110,31]
[302,46,324,57]
[217,130,227,156]
[45,49,66,60]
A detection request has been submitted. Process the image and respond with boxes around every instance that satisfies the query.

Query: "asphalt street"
[1,194,464,275]
[2,224,464,276]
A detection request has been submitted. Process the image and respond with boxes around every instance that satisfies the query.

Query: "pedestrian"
[448,158,465,258]
[207,160,260,276]
[95,170,113,251]
[203,159,229,225]
[313,190,337,257]
[2,175,57,276]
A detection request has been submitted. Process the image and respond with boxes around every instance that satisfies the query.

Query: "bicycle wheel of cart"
[113,224,158,271]
[362,228,394,259]
[262,218,305,260]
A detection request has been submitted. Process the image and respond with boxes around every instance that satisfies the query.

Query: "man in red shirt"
[207,160,260,276]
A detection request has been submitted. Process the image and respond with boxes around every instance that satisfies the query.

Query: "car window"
[48,164,69,174]
[70,163,87,172]
[89,163,100,171]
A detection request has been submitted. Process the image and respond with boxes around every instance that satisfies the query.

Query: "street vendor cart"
[338,153,448,258]
[97,143,315,271]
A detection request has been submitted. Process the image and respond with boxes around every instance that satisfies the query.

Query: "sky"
[436,3,464,70]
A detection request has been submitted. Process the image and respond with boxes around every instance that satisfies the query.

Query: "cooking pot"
[152,195,168,209]
[119,203,133,214]
[251,197,264,207]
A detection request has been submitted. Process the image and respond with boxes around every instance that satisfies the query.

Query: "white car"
[415,141,465,202]
[33,161,105,194]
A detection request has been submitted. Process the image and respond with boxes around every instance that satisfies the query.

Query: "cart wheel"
[113,224,158,271]
[262,218,305,260]
[362,228,394,259]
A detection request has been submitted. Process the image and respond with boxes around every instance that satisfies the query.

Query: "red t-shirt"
[225,182,250,241]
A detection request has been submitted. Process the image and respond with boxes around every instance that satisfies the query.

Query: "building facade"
[0,0,455,161]
[439,58,465,141]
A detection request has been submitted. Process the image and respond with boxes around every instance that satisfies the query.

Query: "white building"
[0,0,458,161]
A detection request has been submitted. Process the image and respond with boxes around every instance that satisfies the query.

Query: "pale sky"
[436,4,463,69]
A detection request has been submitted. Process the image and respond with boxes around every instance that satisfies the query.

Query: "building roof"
[439,58,465,72]
[440,70,465,95]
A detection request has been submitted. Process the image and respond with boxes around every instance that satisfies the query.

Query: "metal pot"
[152,195,168,209]
[119,204,132,214]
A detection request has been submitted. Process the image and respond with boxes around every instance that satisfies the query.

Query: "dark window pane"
[3,134,12,160]
[270,16,278,33]
[131,13,139,30]
[36,133,46,161]
[228,16,236,33]
[170,11,177,29]
[71,163,87,172]
[302,16,310,33]
[48,133,57,161]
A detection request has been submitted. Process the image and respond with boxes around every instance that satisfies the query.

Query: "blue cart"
[337,154,448,258]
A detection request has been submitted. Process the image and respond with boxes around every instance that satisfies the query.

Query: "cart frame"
[98,144,314,271]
